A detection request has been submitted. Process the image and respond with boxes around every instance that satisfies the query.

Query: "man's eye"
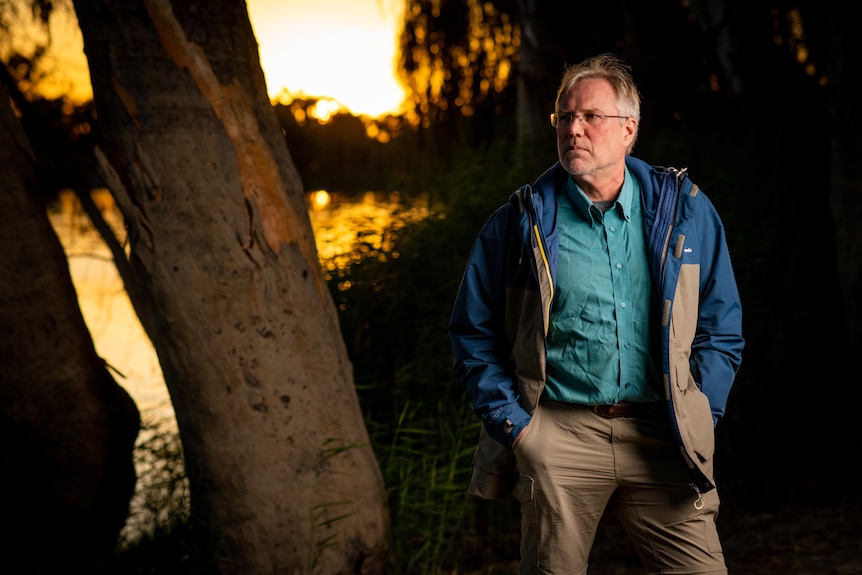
[583,113,601,123]
[559,113,574,123]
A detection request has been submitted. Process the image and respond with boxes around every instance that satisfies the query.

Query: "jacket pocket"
[468,426,517,500]
[673,364,715,466]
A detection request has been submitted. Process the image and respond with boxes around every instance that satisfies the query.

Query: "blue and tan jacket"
[448,156,744,498]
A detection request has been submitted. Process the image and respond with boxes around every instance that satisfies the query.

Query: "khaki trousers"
[512,400,726,575]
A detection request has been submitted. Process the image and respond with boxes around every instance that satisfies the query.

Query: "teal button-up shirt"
[544,168,661,405]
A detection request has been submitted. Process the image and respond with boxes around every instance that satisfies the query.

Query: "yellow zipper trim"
[533,224,554,320]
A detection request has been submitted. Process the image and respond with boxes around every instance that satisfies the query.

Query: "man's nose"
[566,118,584,134]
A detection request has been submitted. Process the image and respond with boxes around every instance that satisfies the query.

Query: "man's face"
[555,77,636,181]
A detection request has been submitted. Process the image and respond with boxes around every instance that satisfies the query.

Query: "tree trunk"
[71,0,389,573]
[827,0,862,358]
[513,0,565,174]
[0,81,140,574]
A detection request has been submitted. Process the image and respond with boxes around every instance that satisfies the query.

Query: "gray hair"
[555,53,641,153]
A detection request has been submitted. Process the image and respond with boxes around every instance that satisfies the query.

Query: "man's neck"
[573,170,625,203]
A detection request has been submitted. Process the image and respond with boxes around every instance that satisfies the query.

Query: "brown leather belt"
[591,402,661,419]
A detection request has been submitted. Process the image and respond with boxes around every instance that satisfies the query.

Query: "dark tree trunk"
[827,0,862,360]
[0,81,140,575]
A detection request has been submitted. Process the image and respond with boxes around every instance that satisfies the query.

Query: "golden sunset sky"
[4,0,408,118]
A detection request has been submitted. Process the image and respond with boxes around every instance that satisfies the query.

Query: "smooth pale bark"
[0,81,140,574]
[71,0,389,573]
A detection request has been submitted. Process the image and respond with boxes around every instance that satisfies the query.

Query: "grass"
[114,399,488,574]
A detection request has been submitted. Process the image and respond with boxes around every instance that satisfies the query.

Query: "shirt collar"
[565,166,636,224]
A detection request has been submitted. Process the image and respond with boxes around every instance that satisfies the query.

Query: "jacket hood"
[511,162,569,241]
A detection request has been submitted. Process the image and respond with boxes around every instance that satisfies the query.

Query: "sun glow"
[308,190,332,210]
[4,0,408,119]
[247,0,408,119]
[308,99,343,123]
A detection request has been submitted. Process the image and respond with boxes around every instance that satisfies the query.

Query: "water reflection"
[47,188,429,429]
[48,191,172,426]
[308,189,429,274]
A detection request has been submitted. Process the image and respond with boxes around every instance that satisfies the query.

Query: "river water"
[47,188,429,430]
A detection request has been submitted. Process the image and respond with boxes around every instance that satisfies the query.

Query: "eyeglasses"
[550,112,629,128]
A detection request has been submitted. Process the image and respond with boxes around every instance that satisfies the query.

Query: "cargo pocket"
[513,474,534,504]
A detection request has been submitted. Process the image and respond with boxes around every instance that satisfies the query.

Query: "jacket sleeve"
[692,193,745,425]
[448,206,532,448]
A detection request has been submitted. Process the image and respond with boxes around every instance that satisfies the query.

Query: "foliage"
[121,418,190,539]
[113,418,217,575]
[275,93,521,203]
[397,0,520,127]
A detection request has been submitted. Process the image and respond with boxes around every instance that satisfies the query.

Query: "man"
[448,53,744,574]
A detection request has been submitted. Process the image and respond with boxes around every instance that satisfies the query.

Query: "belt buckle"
[592,403,634,418]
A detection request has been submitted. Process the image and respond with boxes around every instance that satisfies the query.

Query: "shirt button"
[615,262,622,269]
[620,302,627,308]
[609,225,616,232]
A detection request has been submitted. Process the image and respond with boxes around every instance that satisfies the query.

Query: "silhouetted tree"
[0,79,140,575]
[826,0,862,363]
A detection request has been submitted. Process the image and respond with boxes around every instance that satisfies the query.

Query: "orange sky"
[3,0,407,118]
[248,0,407,117]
